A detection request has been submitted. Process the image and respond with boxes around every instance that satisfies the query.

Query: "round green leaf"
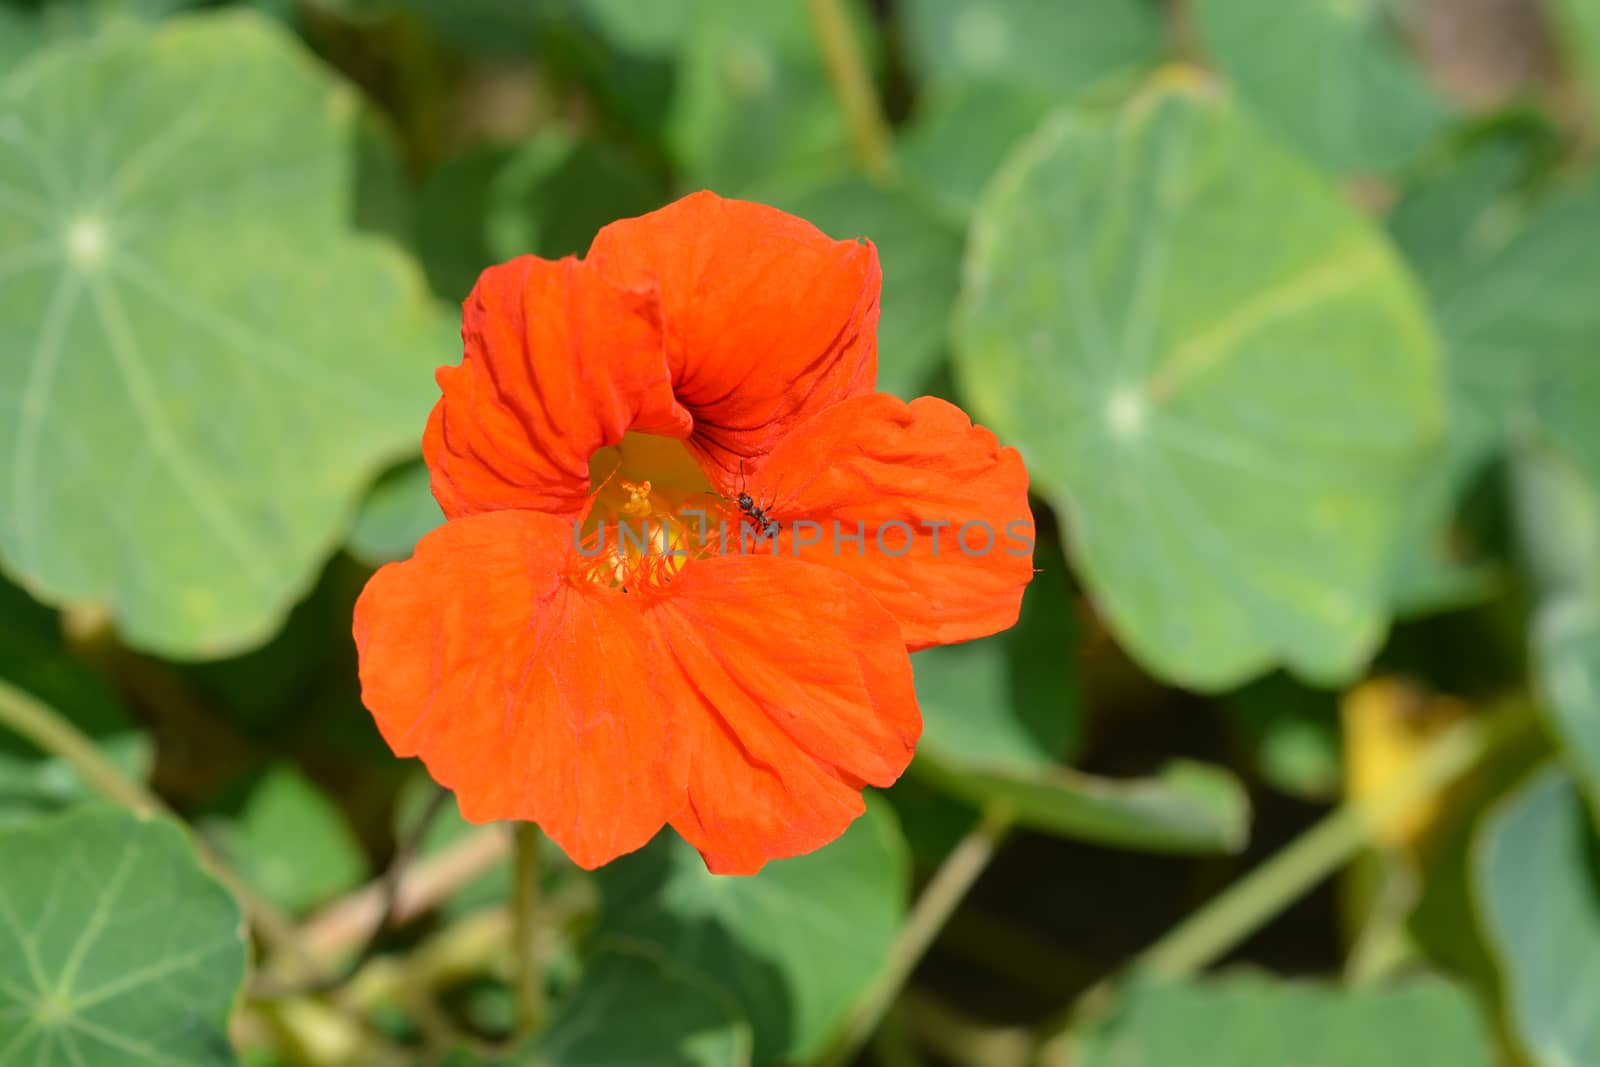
[1475,768,1600,1067]
[954,75,1445,690]
[206,765,367,915]
[0,806,247,1066]
[0,12,447,657]
[897,80,1053,222]
[898,0,1164,100]
[1078,974,1496,1066]
[1194,0,1449,173]
[596,799,908,1064]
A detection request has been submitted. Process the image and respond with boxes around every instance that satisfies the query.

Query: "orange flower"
[353,191,1034,874]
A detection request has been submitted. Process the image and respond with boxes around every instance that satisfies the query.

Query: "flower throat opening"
[577,432,729,591]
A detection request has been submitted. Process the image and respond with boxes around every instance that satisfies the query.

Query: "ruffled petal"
[587,191,880,477]
[353,511,683,868]
[759,393,1035,651]
[642,555,920,875]
[425,256,691,521]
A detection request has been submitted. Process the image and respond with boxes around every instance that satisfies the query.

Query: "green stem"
[817,804,1013,1067]
[0,676,160,814]
[512,822,547,1034]
[805,0,896,181]
[1036,706,1530,1062]
[0,676,315,979]
[1140,708,1520,978]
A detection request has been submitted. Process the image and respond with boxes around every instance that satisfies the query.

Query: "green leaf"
[435,944,750,1067]
[909,544,1242,852]
[954,74,1444,690]
[755,175,963,400]
[1382,124,1554,613]
[596,799,908,1064]
[920,756,1248,854]
[414,129,668,304]
[207,765,367,915]
[348,459,441,566]
[1475,767,1600,1067]
[1382,457,1500,618]
[0,8,43,70]
[912,545,1079,770]
[412,145,516,304]
[898,0,1164,100]
[538,943,750,1067]
[0,806,248,1066]
[483,130,667,264]
[575,0,695,54]
[0,733,149,829]
[1388,123,1551,293]
[664,1,853,192]
[1418,181,1600,472]
[168,554,366,737]
[1194,0,1449,173]
[1511,439,1600,603]
[1077,973,1496,1066]
[0,0,200,64]
[897,80,1053,222]
[0,12,448,657]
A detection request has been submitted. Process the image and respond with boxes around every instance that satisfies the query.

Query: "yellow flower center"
[579,432,721,591]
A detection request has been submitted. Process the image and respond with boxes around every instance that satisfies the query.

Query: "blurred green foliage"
[2,0,1600,1065]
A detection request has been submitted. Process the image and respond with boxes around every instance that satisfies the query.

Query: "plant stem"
[0,676,160,814]
[1138,708,1520,978]
[817,804,1013,1067]
[1035,705,1530,1062]
[0,676,314,978]
[805,0,896,180]
[512,822,547,1034]
[298,823,511,964]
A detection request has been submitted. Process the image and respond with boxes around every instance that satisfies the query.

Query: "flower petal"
[425,256,691,521]
[353,511,683,868]
[587,191,881,477]
[761,393,1035,651]
[643,556,920,875]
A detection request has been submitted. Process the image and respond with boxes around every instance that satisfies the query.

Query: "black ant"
[712,460,780,538]
[737,491,780,538]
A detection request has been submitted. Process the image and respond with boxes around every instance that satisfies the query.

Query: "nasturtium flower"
[354,191,1034,874]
